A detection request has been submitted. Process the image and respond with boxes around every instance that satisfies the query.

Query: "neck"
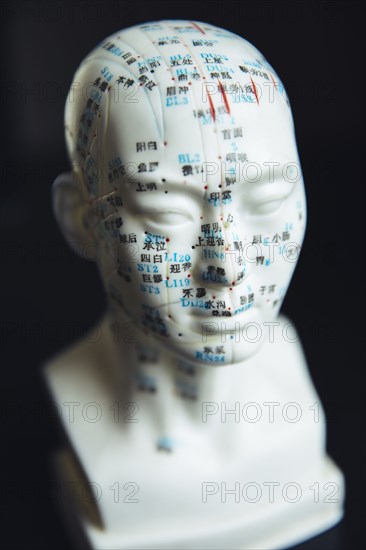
[104,304,259,449]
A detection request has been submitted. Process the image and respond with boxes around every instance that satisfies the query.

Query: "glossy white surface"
[45,20,344,549]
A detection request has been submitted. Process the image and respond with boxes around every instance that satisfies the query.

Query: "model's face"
[88,87,306,366]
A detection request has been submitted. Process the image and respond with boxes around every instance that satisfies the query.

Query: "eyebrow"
[237,161,301,192]
[121,178,207,200]
[119,167,298,209]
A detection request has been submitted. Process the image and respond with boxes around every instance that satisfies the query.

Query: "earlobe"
[52,171,95,259]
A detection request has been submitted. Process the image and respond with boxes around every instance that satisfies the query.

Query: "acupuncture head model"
[48,20,343,550]
[54,19,306,366]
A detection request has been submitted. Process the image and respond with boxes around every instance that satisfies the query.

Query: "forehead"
[103,94,298,197]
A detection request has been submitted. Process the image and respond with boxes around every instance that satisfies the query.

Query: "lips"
[189,305,259,335]
[128,299,260,342]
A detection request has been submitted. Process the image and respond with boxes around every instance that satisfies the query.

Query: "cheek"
[105,214,195,314]
[241,195,305,309]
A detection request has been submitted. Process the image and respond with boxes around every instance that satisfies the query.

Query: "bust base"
[45,314,344,549]
[54,448,343,550]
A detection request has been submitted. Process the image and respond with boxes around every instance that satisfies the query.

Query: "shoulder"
[267,313,306,364]
[258,313,317,397]
[43,314,114,396]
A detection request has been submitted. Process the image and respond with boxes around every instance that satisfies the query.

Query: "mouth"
[127,300,259,342]
[189,304,259,336]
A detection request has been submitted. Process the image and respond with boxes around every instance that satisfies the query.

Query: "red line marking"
[207,91,216,122]
[190,21,205,34]
[250,77,259,105]
[218,80,230,115]
[270,73,277,91]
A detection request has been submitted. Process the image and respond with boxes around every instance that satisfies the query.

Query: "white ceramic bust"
[45,20,344,550]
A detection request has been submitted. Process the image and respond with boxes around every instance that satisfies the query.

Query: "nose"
[191,212,250,290]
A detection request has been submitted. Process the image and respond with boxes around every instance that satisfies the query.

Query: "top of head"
[64,20,295,199]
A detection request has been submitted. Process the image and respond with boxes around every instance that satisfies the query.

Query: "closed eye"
[145,210,193,226]
[249,198,285,216]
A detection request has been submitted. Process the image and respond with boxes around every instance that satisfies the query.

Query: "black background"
[0,1,365,549]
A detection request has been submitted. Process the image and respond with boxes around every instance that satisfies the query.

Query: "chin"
[153,328,268,367]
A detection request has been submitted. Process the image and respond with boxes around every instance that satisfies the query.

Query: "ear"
[52,171,95,259]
